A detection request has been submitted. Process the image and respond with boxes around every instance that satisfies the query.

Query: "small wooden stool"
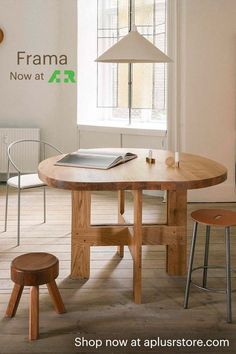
[184,209,236,323]
[5,252,66,340]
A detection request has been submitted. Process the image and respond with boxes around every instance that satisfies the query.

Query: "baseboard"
[188,183,236,202]
[143,190,165,198]
[133,185,235,203]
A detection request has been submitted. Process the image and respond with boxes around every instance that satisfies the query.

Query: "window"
[78,0,168,128]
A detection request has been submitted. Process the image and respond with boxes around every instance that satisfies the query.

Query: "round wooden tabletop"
[38,149,227,191]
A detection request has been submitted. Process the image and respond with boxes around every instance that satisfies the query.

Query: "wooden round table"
[38,149,227,304]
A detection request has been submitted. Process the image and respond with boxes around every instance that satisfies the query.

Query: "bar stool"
[184,209,236,323]
[5,252,66,340]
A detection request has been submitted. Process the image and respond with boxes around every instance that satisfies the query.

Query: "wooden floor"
[0,185,236,353]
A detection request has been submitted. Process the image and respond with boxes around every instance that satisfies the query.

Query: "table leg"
[71,191,91,279]
[117,190,125,258]
[130,190,142,304]
[166,189,187,275]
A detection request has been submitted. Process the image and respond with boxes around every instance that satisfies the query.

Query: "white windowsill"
[78,121,167,137]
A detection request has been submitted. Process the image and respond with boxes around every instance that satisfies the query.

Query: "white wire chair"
[4,139,62,246]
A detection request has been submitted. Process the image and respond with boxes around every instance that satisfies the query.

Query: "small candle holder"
[146,149,155,164]
[146,157,155,164]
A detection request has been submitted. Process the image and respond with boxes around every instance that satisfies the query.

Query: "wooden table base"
[71,189,187,304]
[38,149,227,303]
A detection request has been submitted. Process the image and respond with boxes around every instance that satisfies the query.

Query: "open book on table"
[55,149,137,170]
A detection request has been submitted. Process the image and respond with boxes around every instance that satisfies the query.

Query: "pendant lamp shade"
[95,26,172,63]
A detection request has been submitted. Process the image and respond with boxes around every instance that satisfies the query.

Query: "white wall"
[180,0,236,201]
[0,0,235,201]
[0,0,77,153]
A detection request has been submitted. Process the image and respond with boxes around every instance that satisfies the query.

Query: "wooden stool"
[5,252,66,340]
[184,209,236,323]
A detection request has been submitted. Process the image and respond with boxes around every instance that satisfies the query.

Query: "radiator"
[0,128,40,181]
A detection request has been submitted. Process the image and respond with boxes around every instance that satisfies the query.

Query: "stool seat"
[11,253,59,286]
[191,209,236,227]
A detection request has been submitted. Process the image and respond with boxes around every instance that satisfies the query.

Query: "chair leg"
[43,186,46,223]
[225,227,232,323]
[202,225,211,288]
[184,222,198,309]
[17,186,21,246]
[5,283,24,317]
[4,183,9,232]
[29,286,39,340]
[47,280,66,314]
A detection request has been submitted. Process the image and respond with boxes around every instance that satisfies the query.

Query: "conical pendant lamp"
[95,25,172,125]
[95,25,172,63]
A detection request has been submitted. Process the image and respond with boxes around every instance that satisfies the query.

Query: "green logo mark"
[48,70,76,83]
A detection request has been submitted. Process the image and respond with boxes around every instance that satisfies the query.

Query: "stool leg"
[29,286,39,340]
[47,280,66,314]
[184,221,198,309]
[5,284,24,317]
[202,225,211,288]
[225,227,232,323]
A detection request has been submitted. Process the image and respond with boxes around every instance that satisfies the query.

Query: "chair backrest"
[7,139,63,174]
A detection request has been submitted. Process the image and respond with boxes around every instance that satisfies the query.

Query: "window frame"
[77,0,177,135]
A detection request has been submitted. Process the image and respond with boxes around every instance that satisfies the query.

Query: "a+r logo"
[48,70,76,83]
